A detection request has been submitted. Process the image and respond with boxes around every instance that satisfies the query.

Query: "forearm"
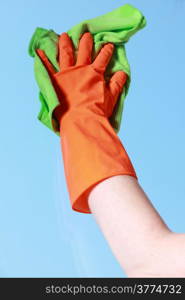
[88,174,172,275]
[36,31,185,278]
[60,109,171,276]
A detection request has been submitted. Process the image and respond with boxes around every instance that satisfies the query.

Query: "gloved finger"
[92,43,114,73]
[36,49,56,77]
[109,71,127,102]
[58,32,75,70]
[76,32,93,65]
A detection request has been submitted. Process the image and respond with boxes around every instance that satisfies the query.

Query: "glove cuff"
[60,110,137,213]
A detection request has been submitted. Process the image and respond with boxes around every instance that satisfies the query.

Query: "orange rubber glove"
[36,32,137,213]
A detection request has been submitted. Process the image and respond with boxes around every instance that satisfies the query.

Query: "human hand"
[36,32,127,124]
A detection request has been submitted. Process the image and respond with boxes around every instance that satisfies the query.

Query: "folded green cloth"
[28,4,146,136]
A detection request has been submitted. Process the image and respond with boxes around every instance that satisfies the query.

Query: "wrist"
[59,107,107,132]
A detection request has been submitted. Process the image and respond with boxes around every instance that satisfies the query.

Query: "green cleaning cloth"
[28,3,146,136]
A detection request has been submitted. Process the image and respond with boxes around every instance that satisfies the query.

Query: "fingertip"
[76,31,93,65]
[104,42,114,50]
[108,42,114,48]
[101,43,114,57]
[36,48,46,62]
[79,32,93,45]
[109,71,128,99]
[59,32,71,44]
[92,42,115,73]
[58,32,74,68]
[81,32,93,39]
[36,48,56,75]
[60,32,68,38]
[116,71,128,85]
[36,48,43,56]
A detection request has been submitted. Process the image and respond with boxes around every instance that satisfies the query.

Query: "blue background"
[1,0,185,277]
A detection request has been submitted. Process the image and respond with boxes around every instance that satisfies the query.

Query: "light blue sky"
[1,0,185,277]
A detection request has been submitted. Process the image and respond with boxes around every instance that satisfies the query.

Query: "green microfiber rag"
[28,3,146,136]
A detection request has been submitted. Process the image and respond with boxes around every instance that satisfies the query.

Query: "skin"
[37,32,185,277]
[88,175,185,277]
